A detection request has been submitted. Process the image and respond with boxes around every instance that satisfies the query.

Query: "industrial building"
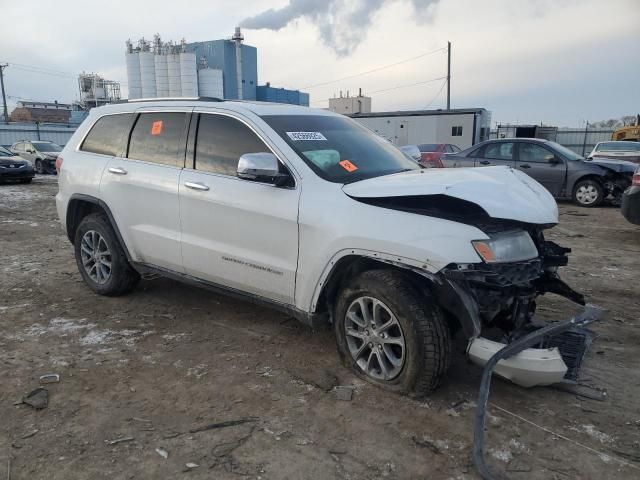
[124,29,308,105]
[77,73,121,108]
[328,89,372,114]
[351,108,491,149]
[10,101,72,124]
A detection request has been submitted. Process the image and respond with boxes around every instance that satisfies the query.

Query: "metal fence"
[0,122,78,148]
[489,126,615,156]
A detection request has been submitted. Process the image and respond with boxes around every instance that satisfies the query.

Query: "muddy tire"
[334,269,451,397]
[74,213,140,296]
[573,179,603,207]
[35,159,44,175]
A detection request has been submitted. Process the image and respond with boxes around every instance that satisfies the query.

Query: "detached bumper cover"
[467,337,567,388]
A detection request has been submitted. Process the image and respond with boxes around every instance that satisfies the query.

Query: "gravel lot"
[1,176,639,479]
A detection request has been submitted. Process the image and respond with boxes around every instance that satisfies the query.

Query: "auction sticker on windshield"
[286,132,327,141]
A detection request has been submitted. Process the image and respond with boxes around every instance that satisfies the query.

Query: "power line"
[310,75,447,105]
[423,80,447,109]
[301,46,447,90]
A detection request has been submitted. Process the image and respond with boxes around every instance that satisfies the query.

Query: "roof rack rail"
[120,97,224,103]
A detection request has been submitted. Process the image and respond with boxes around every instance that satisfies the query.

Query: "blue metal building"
[185,30,309,105]
[186,40,258,100]
[256,83,310,106]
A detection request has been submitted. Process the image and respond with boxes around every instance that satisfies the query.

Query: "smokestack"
[232,27,244,100]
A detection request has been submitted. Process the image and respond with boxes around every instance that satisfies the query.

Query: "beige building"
[328,90,372,115]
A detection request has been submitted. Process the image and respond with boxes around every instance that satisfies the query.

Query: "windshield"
[33,142,62,152]
[548,142,584,161]
[596,142,640,152]
[261,114,419,183]
[0,146,12,156]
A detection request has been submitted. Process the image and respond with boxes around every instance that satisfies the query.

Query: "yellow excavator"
[612,114,640,141]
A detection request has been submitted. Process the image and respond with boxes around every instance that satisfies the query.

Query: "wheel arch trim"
[66,194,135,264]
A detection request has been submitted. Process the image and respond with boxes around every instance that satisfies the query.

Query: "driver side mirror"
[546,154,561,164]
[237,152,292,187]
[27,149,35,154]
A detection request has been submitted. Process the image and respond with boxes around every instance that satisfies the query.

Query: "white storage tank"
[167,54,182,97]
[154,54,169,97]
[125,52,142,99]
[198,68,224,99]
[180,52,198,97]
[139,51,157,98]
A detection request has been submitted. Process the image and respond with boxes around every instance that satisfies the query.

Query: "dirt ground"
[1,176,639,480]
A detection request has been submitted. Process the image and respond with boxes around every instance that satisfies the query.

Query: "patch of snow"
[490,449,513,462]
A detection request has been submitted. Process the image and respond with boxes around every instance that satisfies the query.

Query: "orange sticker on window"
[339,160,358,172]
[151,121,163,136]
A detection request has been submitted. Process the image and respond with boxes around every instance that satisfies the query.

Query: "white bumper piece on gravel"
[467,337,568,388]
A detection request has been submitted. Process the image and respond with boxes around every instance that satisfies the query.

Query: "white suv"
[56,99,587,395]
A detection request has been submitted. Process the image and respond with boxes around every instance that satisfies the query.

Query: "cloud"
[241,0,440,57]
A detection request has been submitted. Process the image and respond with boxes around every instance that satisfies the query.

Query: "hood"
[0,156,28,166]
[586,158,637,173]
[342,166,558,225]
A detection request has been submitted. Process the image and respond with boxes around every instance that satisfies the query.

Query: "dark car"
[0,146,35,183]
[11,140,62,174]
[441,138,636,207]
[621,165,640,224]
[417,143,461,168]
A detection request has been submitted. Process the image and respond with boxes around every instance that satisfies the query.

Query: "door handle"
[519,164,531,169]
[479,160,490,165]
[108,167,127,175]
[185,181,210,191]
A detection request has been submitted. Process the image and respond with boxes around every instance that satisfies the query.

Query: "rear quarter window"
[81,113,133,156]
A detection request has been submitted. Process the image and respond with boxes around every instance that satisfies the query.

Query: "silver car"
[441,138,636,207]
[11,140,62,174]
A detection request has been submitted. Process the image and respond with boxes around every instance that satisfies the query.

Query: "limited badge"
[339,160,358,172]
[151,121,163,136]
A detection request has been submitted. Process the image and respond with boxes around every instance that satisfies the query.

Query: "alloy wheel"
[344,296,406,381]
[575,184,599,205]
[80,230,112,284]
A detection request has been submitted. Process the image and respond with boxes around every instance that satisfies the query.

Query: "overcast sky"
[1,0,638,126]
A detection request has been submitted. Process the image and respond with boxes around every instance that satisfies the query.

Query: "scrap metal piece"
[472,305,604,480]
[39,373,60,384]
[22,388,48,410]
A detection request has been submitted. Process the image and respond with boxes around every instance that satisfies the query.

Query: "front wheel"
[35,159,44,175]
[334,270,451,397]
[74,213,140,296]
[573,179,603,207]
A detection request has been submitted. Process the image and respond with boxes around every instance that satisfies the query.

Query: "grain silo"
[179,42,198,97]
[167,50,182,97]
[198,68,223,99]
[125,40,142,99]
[138,39,157,98]
[154,35,169,97]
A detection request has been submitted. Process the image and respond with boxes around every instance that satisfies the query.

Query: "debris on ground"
[334,386,354,401]
[21,429,39,439]
[39,373,60,384]
[22,387,48,409]
[189,417,258,434]
[105,437,135,445]
[412,435,442,454]
[155,447,169,459]
[184,462,199,470]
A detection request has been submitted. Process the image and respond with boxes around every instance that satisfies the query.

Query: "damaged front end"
[434,226,596,388]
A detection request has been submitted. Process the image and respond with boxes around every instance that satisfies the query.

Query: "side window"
[128,112,187,166]
[451,126,463,136]
[13,143,23,152]
[484,142,513,160]
[195,114,272,176]
[450,144,461,153]
[518,143,555,163]
[81,113,133,156]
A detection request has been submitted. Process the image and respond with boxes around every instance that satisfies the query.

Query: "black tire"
[35,159,44,175]
[334,269,451,397]
[19,178,33,184]
[74,213,140,296]
[572,178,603,207]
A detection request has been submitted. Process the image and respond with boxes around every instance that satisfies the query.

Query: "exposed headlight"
[472,231,538,263]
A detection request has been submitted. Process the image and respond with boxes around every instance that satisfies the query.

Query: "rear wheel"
[573,179,603,207]
[334,270,451,396]
[74,213,140,296]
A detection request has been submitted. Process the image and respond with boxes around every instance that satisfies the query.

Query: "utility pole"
[0,63,9,123]
[446,41,451,110]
